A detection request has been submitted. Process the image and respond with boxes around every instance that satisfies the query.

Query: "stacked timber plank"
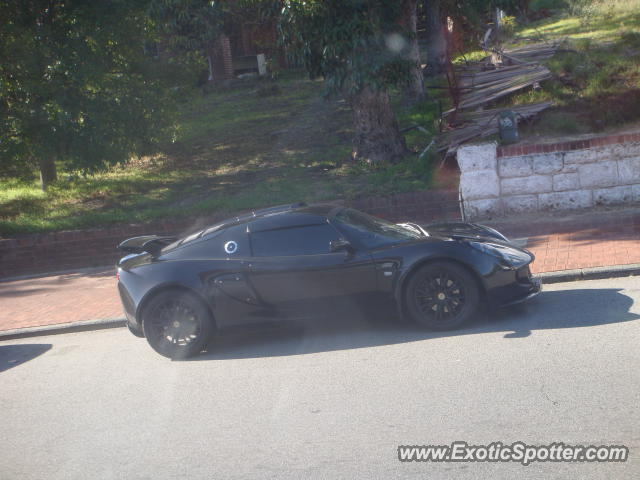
[437,102,552,154]
[502,43,561,64]
[444,64,551,116]
[463,42,561,69]
[436,43,560,153]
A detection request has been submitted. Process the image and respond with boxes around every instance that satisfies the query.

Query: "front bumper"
[501,275,542,306]
[485,264,542,307]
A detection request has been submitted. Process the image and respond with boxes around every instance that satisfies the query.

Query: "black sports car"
[117,203,541,358]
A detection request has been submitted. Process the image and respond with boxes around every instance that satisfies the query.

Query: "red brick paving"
[1,207,640,333]
[489,208,640,274]
[0,268,121,331]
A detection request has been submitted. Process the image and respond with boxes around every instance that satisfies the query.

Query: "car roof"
[160,203,344,253]
[248,211,325,233]
[188,203,342,241]
[246,204,344,232]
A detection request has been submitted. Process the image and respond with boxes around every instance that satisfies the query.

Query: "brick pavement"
[1,206,639,333]
[488,207,640,274]
[0,268,121,331]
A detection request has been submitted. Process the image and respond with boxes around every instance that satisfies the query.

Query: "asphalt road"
[1,277,639,479]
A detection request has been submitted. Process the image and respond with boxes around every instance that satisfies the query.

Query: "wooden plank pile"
[501,42,561,64]
[436,42,561,153]
[437,101,552,154]
[455,42,561,71]
[444,64,551,115]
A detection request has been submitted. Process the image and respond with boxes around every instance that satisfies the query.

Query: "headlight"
[469,241,531,269]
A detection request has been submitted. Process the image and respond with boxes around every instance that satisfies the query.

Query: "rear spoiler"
[117,235,177,256]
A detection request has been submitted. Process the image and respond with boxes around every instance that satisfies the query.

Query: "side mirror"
[330,238,354,254]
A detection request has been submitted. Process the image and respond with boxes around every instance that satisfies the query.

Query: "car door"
[247,222,378,318]
[191,224,270,327]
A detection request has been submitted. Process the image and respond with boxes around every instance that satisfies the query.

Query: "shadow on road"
[0,344,52,373]
[195,288,638,360]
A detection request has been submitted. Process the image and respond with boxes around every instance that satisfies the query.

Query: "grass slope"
[506,0,640,137]
[1,76,440,236]
[7,1,637,236]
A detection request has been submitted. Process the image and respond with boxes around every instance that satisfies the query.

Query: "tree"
[0,0,174,190]
[400,0,426,102]
[425,0,529,68]
[279,0,413,165]
[423,0,447,76]
[150,0,229,82]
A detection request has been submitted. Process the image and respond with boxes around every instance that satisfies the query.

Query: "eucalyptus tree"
[280,0,419,165]
[0,0,174,190]
[422,0,532,76]
[400,0,426,102]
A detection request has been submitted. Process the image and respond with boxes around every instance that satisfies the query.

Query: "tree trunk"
[351,87,407,166]
[424,0,447,76]
[401,0,426,102]
[207,53,215,82]
[38,157,57,191]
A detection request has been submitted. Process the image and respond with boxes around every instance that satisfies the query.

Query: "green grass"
[452,0,640,138]
[0,75,439,236]
[518,1,640,43]
[488,0,640,138]
[14,1,638,236]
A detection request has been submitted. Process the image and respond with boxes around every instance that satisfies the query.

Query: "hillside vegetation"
[2,0,640,236]
[0,77,440,236]
[509,0,640,137]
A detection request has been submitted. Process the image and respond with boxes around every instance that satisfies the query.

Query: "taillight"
[116,270,120,281]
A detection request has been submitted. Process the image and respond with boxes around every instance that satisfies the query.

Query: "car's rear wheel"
[142,290,213,359]
[404,261,480,330]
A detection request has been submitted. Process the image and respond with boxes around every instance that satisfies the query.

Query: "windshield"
[333,208,423,249]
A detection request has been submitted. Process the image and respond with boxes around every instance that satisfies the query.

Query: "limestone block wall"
[458,133,640,219]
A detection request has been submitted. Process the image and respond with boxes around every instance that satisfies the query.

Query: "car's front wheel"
[142,290,214,359]
[404,261,480,330]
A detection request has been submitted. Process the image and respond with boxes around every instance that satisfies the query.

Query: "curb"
[1,264,639,341]
[0,318,126,341]
[537,263,640,284]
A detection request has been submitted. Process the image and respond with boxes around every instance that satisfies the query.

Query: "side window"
[251,224,341,257]
[163,224,249,259]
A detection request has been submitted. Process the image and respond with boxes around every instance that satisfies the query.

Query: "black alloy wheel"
[142,290,213,359]
[405,261,480,330]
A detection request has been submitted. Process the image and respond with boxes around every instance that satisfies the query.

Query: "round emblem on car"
[224,241,238,254]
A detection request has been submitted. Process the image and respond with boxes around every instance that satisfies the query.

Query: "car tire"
[142,290,214,359]
[404,261,480,330]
